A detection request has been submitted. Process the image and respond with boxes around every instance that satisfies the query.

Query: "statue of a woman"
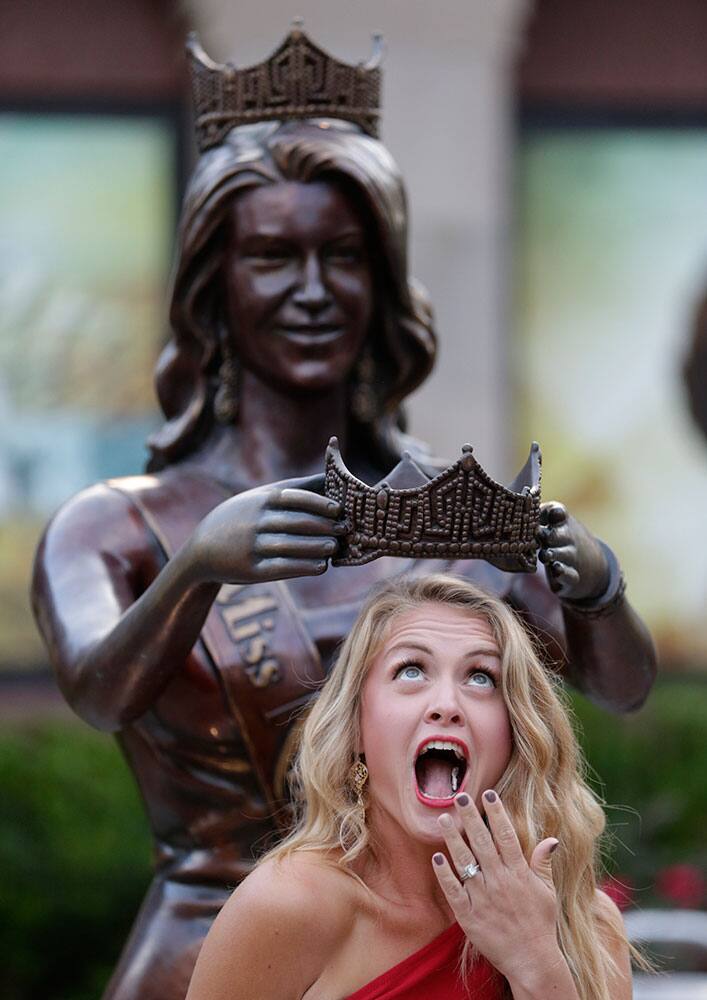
[31,30,656,1000]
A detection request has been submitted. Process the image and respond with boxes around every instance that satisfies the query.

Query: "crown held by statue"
[325,438,542,572]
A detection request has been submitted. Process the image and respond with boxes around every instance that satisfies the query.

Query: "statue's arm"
[31,483,221,732]
[31,475,343,732]
[510,509,657,713]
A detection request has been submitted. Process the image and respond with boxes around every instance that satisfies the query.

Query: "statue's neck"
[240,371,350,481]
[194,371,351,490]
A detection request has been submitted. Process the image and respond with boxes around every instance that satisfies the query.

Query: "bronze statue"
[30,27,656,1000]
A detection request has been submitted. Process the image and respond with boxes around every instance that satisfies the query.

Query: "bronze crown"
[187,22,383,153]
[325,439,542,572]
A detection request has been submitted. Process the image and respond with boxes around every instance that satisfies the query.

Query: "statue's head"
[147,118,437,469]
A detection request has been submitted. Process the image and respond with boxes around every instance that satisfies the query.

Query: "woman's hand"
[536,501,610,602]
[186,473,345,586]
[432,791,578,997]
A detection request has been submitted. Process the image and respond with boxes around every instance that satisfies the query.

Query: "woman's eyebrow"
[385,641,432,657]
[465,646,501,660]
[385,641,500,659]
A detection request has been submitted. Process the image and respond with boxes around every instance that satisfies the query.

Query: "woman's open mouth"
[413,737,469,807]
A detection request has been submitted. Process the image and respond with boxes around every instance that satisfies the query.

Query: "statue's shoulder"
[102,467,230,548]
[42,467,227,550]
[106,466,229,512]
[44,472,178,525]
[43,477,148,530]
[33,479,160,579]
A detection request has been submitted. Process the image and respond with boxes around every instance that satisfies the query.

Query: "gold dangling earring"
[349,758,369,807]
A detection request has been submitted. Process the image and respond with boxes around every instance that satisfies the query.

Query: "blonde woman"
[187,575,633,999]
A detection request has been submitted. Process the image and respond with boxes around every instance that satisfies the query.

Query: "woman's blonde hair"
[266,574,625,1000]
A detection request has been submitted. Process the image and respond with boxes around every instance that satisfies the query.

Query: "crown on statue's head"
[186,21,384,153]
[325,439,542,572]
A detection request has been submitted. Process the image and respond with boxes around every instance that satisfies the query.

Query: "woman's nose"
[292,253,331,311]
[424,686,463,726]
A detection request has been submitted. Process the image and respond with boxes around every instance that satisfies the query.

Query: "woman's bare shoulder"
[186,852,363,1000]
[594,888,627,931]
[228,851,363,940]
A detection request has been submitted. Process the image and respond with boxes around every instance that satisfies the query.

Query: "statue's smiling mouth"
[278,324,344,345]
[414,738,468,805]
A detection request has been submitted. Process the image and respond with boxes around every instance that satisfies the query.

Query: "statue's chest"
[150,563,399,813]
[194,560,401,798]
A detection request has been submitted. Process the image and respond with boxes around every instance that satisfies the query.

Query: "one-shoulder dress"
[345,923,504,999]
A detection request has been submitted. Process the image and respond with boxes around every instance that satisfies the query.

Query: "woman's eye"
[395,664,424,681]
[467,671,495,688]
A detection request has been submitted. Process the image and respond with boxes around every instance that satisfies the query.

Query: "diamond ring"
[460,862,481,883]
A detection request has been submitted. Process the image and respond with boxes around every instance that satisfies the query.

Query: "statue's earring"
[214,340,239,424]
[349,758,369,807]
[351,348,377,423]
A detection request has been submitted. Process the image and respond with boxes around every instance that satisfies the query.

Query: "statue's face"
[224,178,373,393]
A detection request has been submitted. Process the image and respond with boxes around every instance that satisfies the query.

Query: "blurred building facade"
[515,0,707,668]
[2,0,707,670]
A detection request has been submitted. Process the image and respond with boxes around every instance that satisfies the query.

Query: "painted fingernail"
[549,840,560,854]
[433,853,445,866]
[484,790,497,803]
[439,813,453,828]
[455,793,470,807]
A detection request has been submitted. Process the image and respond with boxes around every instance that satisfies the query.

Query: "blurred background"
[1,1,705,997]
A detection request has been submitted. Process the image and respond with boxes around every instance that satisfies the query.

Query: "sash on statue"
[111,469,327,826]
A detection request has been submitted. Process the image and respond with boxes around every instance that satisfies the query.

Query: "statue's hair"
[147,120,436,471]
[265,574,627,1000]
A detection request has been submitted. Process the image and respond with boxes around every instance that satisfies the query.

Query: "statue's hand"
[536,501,610,602]
[187,473,345,586]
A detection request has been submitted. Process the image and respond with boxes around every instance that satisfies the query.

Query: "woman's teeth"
[420,739,466,758]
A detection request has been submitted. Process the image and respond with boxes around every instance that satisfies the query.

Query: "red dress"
[345,923,503,999]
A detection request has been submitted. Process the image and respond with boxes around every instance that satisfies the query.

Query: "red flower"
[656,864,706,909]
[600,874,635,911]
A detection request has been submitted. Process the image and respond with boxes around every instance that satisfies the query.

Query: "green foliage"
[568,677,707,903]
[0,723,151,1000]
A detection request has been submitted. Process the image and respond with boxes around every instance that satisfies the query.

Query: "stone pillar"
[186,0,531,475]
